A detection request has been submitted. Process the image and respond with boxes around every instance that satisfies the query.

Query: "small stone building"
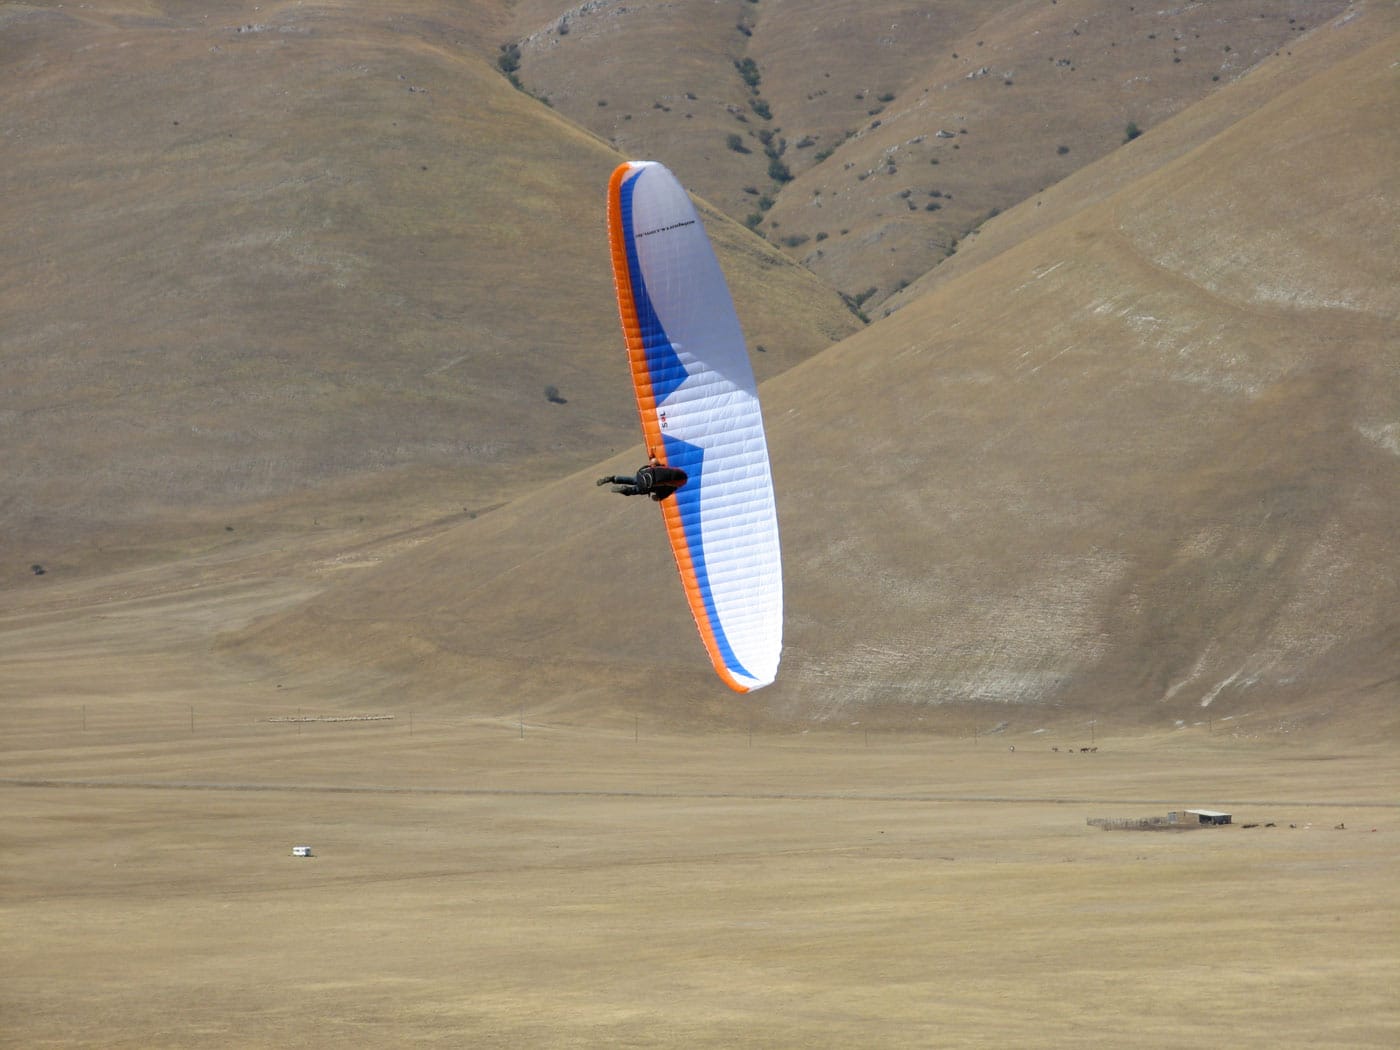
[1183,809,1232,826]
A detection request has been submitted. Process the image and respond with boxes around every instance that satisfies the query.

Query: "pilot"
[597,453,688,502]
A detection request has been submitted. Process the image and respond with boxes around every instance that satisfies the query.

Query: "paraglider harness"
[598,460,689,501]
[635,463,688,501]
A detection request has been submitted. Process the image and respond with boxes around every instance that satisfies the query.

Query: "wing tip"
[717,664,778,694]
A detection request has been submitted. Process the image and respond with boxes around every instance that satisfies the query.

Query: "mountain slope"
[761,21,1400,728]
[231,15,1399,734]
[1,0,858,576]
[885,0,1396,313]
[512,0,1357,307]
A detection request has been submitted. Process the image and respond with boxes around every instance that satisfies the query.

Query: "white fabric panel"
[616,162,783,690]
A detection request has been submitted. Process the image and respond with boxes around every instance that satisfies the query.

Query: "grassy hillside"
[232,8,1399,735]
[769,19,1400,730]
[1,0,858,577]
[511,0,1357,308]
[3,0,1396,738]
[884,0,1395,314]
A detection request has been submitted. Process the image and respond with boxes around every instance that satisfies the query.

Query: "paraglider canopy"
[605,161,783,692]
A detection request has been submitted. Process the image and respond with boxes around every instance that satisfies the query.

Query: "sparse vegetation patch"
[735,57,761,90]
[497,42,522,88]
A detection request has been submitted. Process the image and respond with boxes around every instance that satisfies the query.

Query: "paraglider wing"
[606,161,782,692]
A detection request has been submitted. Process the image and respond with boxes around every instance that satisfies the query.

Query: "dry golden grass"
[4,5,1399,1045]
[516,0,1362,307]
[0,0,859,571]
[223,14,1400,730]
[5,709,1397,1047]
[3,561,1397,1049]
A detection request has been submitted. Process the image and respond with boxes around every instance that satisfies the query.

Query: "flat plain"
[3,562,1396,1049]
